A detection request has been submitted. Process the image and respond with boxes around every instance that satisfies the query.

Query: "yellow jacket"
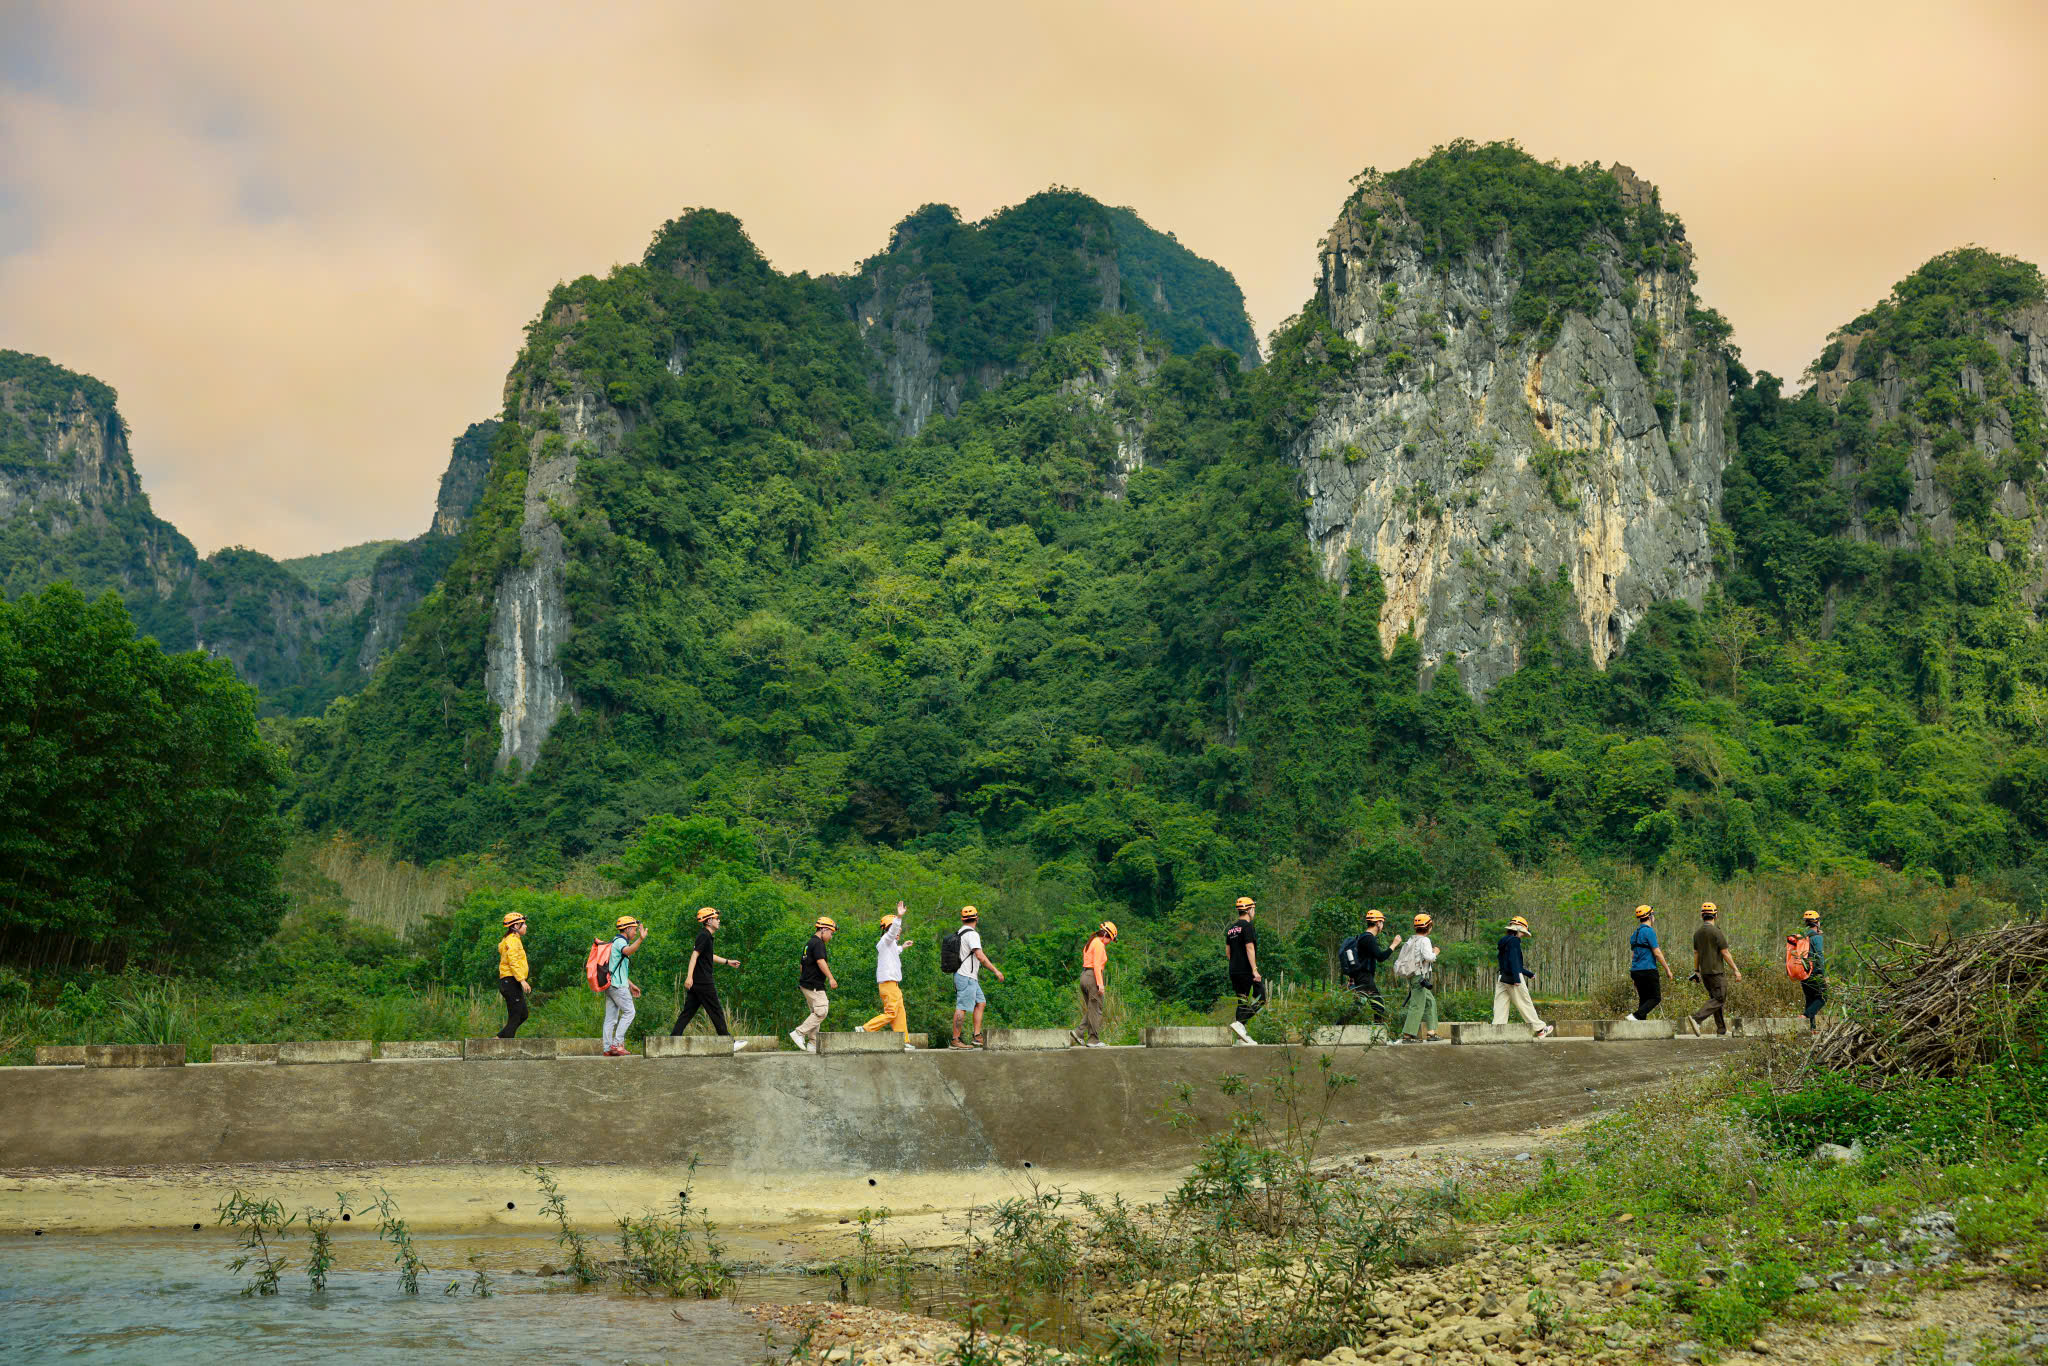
[497,934,529,985]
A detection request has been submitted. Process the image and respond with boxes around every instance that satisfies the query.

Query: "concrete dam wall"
[0,1039,1741,1173]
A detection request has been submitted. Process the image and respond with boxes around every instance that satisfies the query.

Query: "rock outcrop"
[1291,163,1730,693]
[354,419,497,670]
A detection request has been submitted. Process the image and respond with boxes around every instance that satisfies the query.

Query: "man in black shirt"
[672,906,745,1048]
[1225,896,1263,1045]
[1341,908,1399,1024]
[790,916,837,1054]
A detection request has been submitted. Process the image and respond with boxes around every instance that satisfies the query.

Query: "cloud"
[1,0,2043,557]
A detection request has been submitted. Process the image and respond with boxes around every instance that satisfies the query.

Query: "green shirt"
[1693,921,1729,977]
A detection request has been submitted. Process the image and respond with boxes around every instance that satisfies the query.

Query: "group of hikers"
[489,894,1829,1048]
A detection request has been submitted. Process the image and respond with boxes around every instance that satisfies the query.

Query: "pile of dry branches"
[1807,921,2048,1081]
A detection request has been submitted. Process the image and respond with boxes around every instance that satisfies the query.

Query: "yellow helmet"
[1235,896,1256,912]
[695,906,718,923]
[615,916,640,932]
[1365,908,1385,924]
[1509,916,1531,934]
[960,906,979,921]
[1099,921,1118,940]
[814,916,837,932]
[1413,913,1433,931]
[1700,901,1719,916]
[878,912,898,929]
[1802,910,1820,923]
[502,912,526,929]
[1634,904,1654,920]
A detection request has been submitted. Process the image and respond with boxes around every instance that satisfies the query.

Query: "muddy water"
[0,1230,1086,1364]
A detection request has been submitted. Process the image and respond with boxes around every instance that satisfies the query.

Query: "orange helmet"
[1099,921,1118,941]
[1413,913,1433,931]
[1634,904,1654,920]
[1365,909,1385,924]
[814,916,837,932]
[695,906,718,923]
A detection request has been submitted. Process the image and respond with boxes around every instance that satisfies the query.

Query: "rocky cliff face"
[1291,164,1730,693]
[354,419,497,669]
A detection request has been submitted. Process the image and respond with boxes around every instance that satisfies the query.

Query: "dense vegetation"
[279,540,402,594]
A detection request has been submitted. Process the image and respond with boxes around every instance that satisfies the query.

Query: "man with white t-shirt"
[949,905,1004,1049]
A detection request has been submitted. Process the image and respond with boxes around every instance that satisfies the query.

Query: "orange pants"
[861,981,908,1035]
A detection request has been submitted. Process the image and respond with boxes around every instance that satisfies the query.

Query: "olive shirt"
[1693,920,1730,976]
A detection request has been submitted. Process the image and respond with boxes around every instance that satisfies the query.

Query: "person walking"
[950,906,1004,1049]
[1796,909,1826,1025]
[1493,916,1555,1037]
[496,911,531,1039]
[1225,896,1263,1045]
[1073,921,1116,1047]
[672,906,745,1048]
[1685,901,1743,1037]
[1626,904,1675,1020]
[1392,913,1442,1043]
[601,915,646,1056]
[789,917,837,1053]
[1339,909,1399,1025]
[861,902,915,1050]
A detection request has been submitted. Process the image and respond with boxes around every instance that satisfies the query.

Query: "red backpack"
[585,938,614,992]
[1784,934,1811,982]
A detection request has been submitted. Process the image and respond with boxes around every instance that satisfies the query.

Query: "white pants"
[1492,979,1545,1029]
[602,981,636,1048]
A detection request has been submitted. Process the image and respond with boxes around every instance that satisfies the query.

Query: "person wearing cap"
[601,914,646,1056]
[1685,901,1742,1037]
[496,911,531,1039]
[951,907,1004,1049]
[1626,905,1675,1020]
[1492,916,1555,1037]
[673,906,745,1048]
[1797,909,1826,1024]
[1073,921,1117,1047]
[1391,913,1442,1043]
[861,901,915,1050]
[790,917,838,1053]
[1340,909,1400,1025]
[1225,896,1263,1045]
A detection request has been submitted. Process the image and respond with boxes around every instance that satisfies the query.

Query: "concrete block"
[552,1038,607,1057]
[1548,1020,1598,1038]
[986,1028,1081,1050]
[278,1040,372,1065]
[1450,1023,1536,1045]
[1309,1025,1389,1046]
[737,1035,783,1054]
[212,1043,281,1064]
[817,1030,911,1054]
[84,1044,185,1068]
[1595,1018,1676,1042]
[464,1037,559,1060]
[1735,1017,1811,1037]
[646,1035,746,1057]
[34,1046,87,1066]
[377,1040,461,1060]
[1143,1026,1238,1048]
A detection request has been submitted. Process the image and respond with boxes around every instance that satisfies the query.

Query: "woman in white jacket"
[1392,913,1442,1043]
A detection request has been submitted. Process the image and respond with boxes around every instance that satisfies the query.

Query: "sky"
[2,1,2044,560]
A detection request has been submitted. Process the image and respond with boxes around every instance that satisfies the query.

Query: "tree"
[0,585,286,970]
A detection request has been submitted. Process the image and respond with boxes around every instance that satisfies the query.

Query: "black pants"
[1232,976,1266,1024]
[1691,972,1728,1035]
[1801,977,1826,1023]
[1630,968,1662,1019]
[1340,978,1386,1024]
[672,984,729,1036]
[497,977,527,1038]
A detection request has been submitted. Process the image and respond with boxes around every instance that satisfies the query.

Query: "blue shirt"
[1804,929,1825,977]
[608,935,631,990]
[1629,924,1659,972]
[1497,933,1529,985]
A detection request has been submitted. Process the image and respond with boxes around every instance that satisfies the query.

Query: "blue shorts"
[953,972,985,1011]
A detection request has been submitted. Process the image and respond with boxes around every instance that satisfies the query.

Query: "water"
[0,1233,792,1364]
[0,1232,1087,1364]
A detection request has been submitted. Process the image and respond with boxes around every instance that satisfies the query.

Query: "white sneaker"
[1088,1041,1105,1048]
[732,1039,750,1053]
[1229,1020,1251,1043]
[902,1042,915,1051]
[1536,1024,1555,1038]
[789,1030,807,1051]
[1685,1016,1701,1038]
[1625,1014,1639,1022]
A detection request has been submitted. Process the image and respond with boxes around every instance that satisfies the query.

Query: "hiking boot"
[949,1039,975,1050]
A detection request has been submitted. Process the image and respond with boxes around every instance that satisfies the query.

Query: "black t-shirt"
[800,934,831,990]
[689,927,716,989]
[1225,919,1257,981]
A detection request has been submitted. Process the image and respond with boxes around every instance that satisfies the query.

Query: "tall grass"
[300,835,464,939]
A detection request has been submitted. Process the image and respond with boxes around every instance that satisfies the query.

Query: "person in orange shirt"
[1072,921,1116,1047]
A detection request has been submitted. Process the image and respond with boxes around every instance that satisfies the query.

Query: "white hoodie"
[875,914,905,983]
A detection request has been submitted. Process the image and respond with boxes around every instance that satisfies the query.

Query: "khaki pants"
[862,981,908,1035]
[1077,970,1105,1042]
[793,987,829,1041]
[1492,979,1545,1029]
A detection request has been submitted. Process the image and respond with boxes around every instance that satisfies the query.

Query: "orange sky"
[2,0,2043,559]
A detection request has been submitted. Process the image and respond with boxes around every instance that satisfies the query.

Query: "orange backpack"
[1784,934,1811,982]
[585,938,614,993]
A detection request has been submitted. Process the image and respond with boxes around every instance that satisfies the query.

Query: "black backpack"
[1338,933,1364,975]
[939,929,965,974]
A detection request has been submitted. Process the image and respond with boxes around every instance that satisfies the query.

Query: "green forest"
[4,143,2047,1057]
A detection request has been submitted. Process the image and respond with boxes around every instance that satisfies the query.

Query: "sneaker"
[902,1042,916,1051]
[789,1030,807,1050]
[732,1040,750,1053]
[1536,1024,1555,1039]
[1087,1041,1106,1048]
[604,1045,627,1057]
[1389,1036,1410,1045]
[949,1039,974,1050]
[1069,1029,1085,1047]
[1685,1016,1702,1037]
[1625,1014,1639,1022]
[1228,1020,1251,1043]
